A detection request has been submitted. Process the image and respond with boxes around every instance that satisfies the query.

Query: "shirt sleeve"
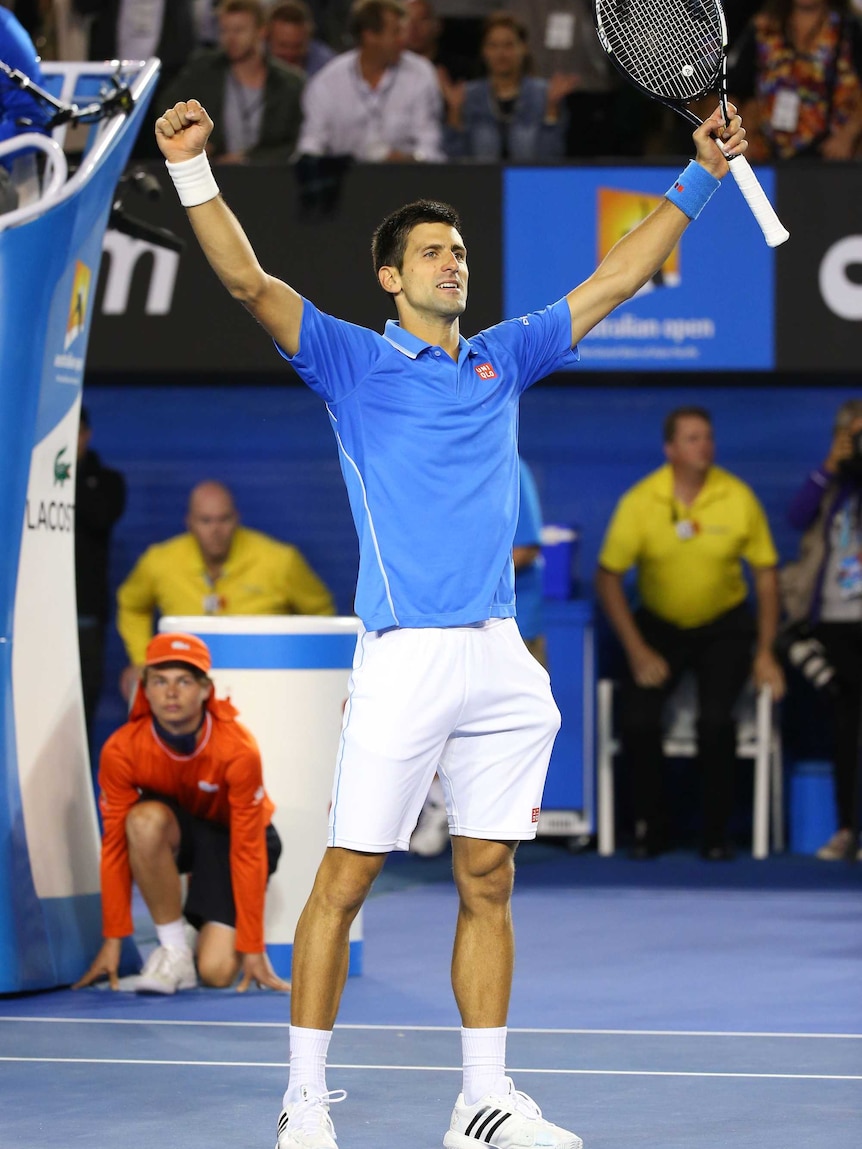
[598,491,642,574]
[116,548,158,665]
[410,63,445,162]
[224,739,269,953]
[741,488,779,569]
[296,69,333,156]
[97,736,141,939]
[483,298,579,392]
[283,546,336,615]
[276,299,386,402]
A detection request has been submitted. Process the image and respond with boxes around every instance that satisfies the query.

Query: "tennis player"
[155,97,747,1149]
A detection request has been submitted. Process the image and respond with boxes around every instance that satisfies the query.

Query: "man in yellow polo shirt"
[595,406,785,860]
[117,480,335,699]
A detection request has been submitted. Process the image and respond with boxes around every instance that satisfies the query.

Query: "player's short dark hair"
[662,406,712,443]
[371,199,463,275]
[349,0,406,40]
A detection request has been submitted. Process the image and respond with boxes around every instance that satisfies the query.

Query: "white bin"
[159,615,362,977]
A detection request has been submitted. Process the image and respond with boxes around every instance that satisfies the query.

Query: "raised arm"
[154,100,304,356]
[565,107,747,348]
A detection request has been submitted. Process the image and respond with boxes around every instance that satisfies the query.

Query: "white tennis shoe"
[276,1087,346,1148]
[443,1079,583,1148]
[135,945,197,994]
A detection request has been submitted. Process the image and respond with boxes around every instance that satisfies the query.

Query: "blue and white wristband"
[664,160,720,221]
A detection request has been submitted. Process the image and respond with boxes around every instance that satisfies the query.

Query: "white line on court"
[1,1018,860,1040]
[0,1056,859,1081]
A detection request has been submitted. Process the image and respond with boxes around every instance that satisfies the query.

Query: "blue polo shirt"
[278,298,578,631]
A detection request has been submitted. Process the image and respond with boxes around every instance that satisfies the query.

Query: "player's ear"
[378,265,401,296]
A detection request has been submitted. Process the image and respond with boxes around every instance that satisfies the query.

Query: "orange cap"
[144,633,211,674]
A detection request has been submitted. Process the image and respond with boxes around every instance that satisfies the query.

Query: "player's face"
[219,11,264,63]
[144,667,211,734]
[392,222,469,320]
[665,416,715,474]
[187,488,239,564]
[268,19,310,67]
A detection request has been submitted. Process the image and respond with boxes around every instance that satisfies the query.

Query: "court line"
[2,1018,860,1040]
[0,1056,859,1081]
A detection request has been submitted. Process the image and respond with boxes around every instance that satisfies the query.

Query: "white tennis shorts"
[328,618,561,852]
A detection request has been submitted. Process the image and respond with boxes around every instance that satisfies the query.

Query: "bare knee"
[197,949,239,988]
[307,848,386,920]
[453,840,516,915]
[125,801,178,856]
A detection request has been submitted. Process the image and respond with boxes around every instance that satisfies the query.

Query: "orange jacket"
[98,691,275,953]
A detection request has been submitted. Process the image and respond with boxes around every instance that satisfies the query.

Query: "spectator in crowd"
[163,0,304,164]
[73,0,196,93]
[116,480,335,699]
[503,0,626,157]
[410,457,546,856]
[595,407,785,860]
[303,0,352,50]
[75,406,126,742]
[266,0,335,77]
[404,0,478,81]
[74,632,289,994]
[296,0,444,161]
[441,11,572,161]
[728,0,862,160]
[780,399,862,860]
[0,5,51,209]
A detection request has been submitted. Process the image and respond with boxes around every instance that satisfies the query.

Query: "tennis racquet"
[593,0,790,247]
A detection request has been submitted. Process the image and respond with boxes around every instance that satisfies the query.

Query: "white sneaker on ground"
[443,1079,583,1149]
[410,800,450,856]
[135,945,197,994]
[275,1087,346,1148]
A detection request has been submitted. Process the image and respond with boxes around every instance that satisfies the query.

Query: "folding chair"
[596,674,783,859]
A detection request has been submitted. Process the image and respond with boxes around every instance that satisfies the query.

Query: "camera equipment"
[0,58,134,129]
[775,621,837,693]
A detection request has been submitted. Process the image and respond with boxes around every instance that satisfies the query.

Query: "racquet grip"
[727,156,789,247]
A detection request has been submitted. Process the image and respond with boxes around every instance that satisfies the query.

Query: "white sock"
[461,1026,508,1105]
[155,918,189,952]
[284,1026,332,1104]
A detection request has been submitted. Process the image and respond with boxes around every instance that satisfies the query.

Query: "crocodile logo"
[53,446,72,487]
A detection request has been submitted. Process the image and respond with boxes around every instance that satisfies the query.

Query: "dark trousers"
[810,621,862,830]
[620,603,754,849]
[78,620,106,742]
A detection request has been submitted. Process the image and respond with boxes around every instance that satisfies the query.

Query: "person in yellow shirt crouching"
[595,406,785,861]
[117,480,336,699]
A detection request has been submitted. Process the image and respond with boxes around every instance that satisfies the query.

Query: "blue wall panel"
[84,382,858,756]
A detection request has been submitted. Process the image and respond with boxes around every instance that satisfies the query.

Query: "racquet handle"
[727,155,789,247]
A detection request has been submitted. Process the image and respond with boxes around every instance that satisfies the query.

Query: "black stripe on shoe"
[277,1111,289,1136]
[483,1112,511,1143]
[474,1109,503,1140]
[465,1107,492,1137]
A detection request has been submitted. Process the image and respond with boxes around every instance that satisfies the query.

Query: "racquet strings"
[598,0,723,102]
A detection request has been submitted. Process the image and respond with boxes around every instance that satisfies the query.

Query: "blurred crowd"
[3,0,862,163]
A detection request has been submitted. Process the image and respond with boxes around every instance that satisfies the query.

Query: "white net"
[596,0,724,102]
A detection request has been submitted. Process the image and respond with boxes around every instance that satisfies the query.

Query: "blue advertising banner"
[0,60,159,993]
[504,166,777,371]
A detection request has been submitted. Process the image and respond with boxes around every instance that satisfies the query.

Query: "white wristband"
[165,152,220,208]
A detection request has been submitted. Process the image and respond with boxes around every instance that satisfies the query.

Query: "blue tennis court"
[2,848,860,1148]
